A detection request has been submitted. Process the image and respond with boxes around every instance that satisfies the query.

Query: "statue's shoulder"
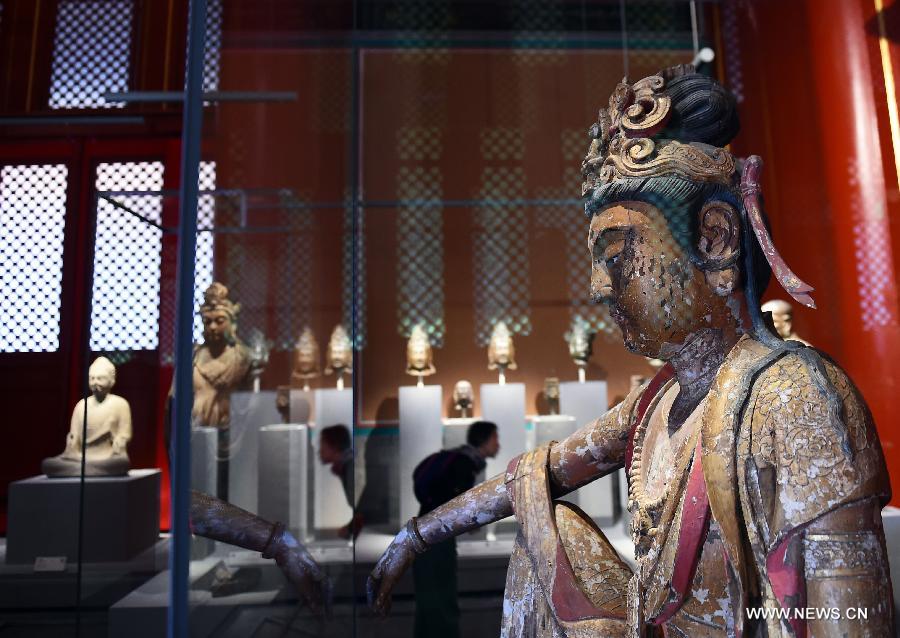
[740,344,890,526]
[745,345,864,422]
[108,394,130,408]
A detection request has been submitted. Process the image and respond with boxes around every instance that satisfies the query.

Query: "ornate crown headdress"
[582,64,736,197]
[582,65,816,309]
[200,282,241,318]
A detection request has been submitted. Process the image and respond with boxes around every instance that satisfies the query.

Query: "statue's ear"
[696,200,741,296]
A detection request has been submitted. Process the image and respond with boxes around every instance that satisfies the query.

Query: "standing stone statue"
[192,282,252,429]
[43,356,132,477]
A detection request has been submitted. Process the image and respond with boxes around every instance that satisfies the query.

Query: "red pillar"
[804,0,900,499]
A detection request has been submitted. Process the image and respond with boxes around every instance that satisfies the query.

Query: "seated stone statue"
[43,356,131,477]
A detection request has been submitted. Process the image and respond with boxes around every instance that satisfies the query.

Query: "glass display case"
[3,1,900,636]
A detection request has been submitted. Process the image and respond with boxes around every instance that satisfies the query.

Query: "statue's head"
[761,299,794,340]
[487,321,517,370]
[544,376,560,401]
[324,324,352,375]
[293,326,320,379]
[200,282,240,346]
[406,324,435,376]
[566,320,594,365]
[453,380,474,409]
[88,356,116,398]
[582,65,810,359]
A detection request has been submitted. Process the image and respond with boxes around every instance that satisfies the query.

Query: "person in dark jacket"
[318,424,363,539]
[411,421,500,638]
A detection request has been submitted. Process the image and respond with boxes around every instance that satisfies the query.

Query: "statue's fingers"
[377,588,392,616]
[302,579,324,616]
[311,572,332,616]
[365,574,379,609]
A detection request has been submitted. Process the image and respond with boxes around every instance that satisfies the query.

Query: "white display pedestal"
[229,391,280,515]
[313,388,354,529]
[398,385,443,522]
[531,415,578,450]
[289,389,314,424]
[442,417,475,450]
[258,424,310,540]
[559,380,616,524]
[191,426,218,496]
[480,383,526,481]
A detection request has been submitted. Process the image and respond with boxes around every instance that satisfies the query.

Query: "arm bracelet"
[406,517,429,554]
[261,521,286,559]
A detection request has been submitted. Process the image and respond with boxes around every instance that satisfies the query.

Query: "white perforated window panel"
[193,161,217,342]
[49,0,135,109]
[90,162,165,351]
[203,0,223,92]
[0,165,69,352]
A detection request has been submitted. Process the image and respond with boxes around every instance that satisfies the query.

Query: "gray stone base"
[6,469,161,564]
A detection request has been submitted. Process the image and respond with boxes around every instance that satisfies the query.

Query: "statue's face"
[329,340,351,369]
[88,368,114,398]
[544,378,560,400]
[453,381,473,405]
[491,339,511,364]
[407,342,430,369]
[770,310,792,339]
[202,309,232,344]
[589,201,721,358]
[569,331,590,360]
[296,347,318,374]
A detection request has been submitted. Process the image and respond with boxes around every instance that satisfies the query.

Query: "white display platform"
[399,385,443,522]
[191,426,218,496]
[559,380,616,523]
[229,391,280,514]
[258,424,310,540]
[443,417,475,450]
[313,388,354,528]
[882,505,900,604]
[289,389,314,424]
[480,383,526,481]
[531,415,578,451]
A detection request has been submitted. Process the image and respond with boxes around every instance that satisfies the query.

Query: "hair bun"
[662,72,739,148]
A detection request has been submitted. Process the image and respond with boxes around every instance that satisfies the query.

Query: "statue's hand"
[367,526,419,616]
[271,531,332,616]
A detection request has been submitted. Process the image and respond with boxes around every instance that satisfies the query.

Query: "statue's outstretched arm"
[190,490,331,614]
[368,385,643,616]
[367,472,511,615]
[547,391,637,494]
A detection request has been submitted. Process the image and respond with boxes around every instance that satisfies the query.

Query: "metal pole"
[168,0,207,635]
